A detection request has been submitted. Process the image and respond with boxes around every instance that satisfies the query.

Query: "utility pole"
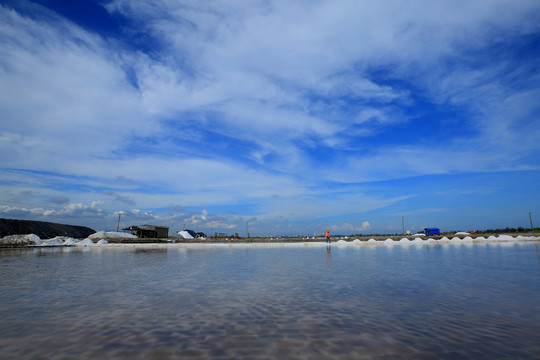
[529,212,534,234]
[116,212,121,232]
[402,216,405,235]
[246,221,249,238]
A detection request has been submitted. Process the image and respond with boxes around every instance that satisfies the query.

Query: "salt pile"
[63,238,79,245]
[41,237,67,246]
[89,231,137,240]
[0,234,41,246]
[0,234,104,247]
[177,230,194,239]
[77,238,95,245]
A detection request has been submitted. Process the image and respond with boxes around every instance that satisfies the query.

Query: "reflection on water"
[1,243,540,359]
[326,246,331,267]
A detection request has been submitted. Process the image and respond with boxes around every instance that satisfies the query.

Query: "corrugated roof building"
[123,224,169,238]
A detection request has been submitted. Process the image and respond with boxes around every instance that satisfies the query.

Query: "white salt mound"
[50,236,73,243]
[41,238,65,246]
[97,239,108,245]
[63,238,79,245]
[0,234,42,245]
[76,238,95,245]
[178,230,194,239]
[88,232,104,240]
[89,231,137,240]
[26,234,42,245]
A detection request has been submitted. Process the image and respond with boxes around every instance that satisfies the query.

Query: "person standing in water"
[325,229,330,243]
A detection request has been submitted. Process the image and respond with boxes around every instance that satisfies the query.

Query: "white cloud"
[1,0,539,234]
[330,221,371,233]
[3,0,539,176]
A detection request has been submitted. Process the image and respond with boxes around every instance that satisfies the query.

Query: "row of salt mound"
[0,234,109,246]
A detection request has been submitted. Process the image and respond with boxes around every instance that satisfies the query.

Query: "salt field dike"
[0,219,539,250]
[1,214,539,247]
[3,233,540,247]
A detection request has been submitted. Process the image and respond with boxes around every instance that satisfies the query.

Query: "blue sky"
[1,0,539,236]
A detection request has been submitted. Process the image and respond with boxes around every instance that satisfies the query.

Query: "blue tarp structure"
[424,228,440,236]
[184,229,198,238]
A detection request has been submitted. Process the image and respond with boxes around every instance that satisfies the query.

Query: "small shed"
[424,228,440,236]
[123,224,169,238]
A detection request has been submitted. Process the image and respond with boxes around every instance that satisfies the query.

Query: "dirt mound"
[0,218,95,239]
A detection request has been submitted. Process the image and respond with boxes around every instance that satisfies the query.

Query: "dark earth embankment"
[0,218,95,239]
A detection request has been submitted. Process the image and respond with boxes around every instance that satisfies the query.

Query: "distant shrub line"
[481,227,539,234]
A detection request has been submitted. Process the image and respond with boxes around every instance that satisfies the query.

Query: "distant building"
[213,232,240,238]
[123,224,169,238]
[424,228,440,236]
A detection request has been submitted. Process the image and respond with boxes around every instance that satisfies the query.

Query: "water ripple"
[0,244,539,359]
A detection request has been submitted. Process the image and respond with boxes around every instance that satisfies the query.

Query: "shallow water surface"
[1,243,540,359]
